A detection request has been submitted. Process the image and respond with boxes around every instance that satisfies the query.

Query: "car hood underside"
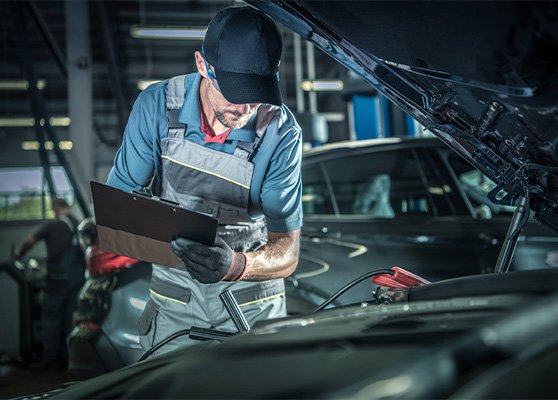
[247,0,558,232]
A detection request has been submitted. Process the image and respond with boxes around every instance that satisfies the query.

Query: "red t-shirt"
[200,108,232,144]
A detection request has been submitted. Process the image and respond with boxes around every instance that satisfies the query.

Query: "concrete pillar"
[65,0,94,204]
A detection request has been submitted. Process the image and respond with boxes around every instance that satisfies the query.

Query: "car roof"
[303,136,441,159]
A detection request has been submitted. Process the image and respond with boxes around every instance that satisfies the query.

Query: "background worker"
[106,6,302,355]
[16,198,85,368]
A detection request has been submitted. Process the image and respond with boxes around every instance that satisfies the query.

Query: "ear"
[194,51,208,78]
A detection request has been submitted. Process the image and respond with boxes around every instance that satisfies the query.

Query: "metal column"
[293,33,305,114]
[12,1,90,217]
[95,0,128,134]
[11,2,56,201]
[26,0,116,147]
[65,0,94,206]
[306,41,317,114]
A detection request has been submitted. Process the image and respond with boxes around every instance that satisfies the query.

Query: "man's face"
[196,51,261,129]
[205,78,261,129]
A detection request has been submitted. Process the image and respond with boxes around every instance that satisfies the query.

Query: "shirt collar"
[178,73,257,143]
[179,74,202,128]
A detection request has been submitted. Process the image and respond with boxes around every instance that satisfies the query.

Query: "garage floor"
[0,367,74,398]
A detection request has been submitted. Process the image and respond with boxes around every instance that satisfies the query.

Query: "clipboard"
[91,181,218,266]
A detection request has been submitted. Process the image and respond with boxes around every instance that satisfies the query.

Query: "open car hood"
[247,0,558,232]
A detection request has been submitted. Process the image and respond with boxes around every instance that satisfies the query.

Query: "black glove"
[170,236,246,283]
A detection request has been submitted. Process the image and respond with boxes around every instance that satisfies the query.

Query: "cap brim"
[214,69,282,107]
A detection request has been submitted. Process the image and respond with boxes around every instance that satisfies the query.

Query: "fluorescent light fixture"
[0,117,70,127]
[131,26,206,40]
[21,141,40,150]
[49,117,71,127]
[137,80,161,91]
[21,140,73,151]
[428,186,445,196]
[0,118,34,127]
[0,79,46,90]
[301,80,344,91]
[316,112,345,122]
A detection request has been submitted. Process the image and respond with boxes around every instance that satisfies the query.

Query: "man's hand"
[170,237,246,283]
[15,236,37,261]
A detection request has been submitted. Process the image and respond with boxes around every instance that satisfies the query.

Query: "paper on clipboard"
[91,181,218,266]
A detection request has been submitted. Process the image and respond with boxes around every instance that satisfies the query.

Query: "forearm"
[241,230,300,281]
[17,237,36,258]
[171,230,301,284]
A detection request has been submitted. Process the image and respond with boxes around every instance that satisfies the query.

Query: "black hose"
[140,269,396,357]
[138,329,191,362]
[312,269,394,313]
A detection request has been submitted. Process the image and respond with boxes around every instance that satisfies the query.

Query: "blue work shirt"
[107,73,303,232]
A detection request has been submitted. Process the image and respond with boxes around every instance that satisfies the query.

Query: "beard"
[214,109,256,129]
[206,81,258,129]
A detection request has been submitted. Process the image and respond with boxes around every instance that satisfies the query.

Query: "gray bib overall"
[138,75,286,356]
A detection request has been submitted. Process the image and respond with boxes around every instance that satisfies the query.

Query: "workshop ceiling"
[0,0,350,165]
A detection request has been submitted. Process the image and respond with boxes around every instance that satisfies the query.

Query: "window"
[419,147,470,216]
[447,155,515,217]
[322,149,433,217]
[301,165,334,215]
[0,167,74,221]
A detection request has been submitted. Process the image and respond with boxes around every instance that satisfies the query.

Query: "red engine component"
[86,245,138,275]
[372,266,430,288]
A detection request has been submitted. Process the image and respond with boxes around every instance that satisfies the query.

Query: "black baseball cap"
[202,7,283,106]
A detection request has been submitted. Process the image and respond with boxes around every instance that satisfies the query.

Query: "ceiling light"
[301,80,344,91]
[0,118,34,127]
[0,79,46,90]
[0,117,70,127]
[317,112,345,122]
[49,117,71,127]
[21,140,73,151]
[137,80,161,91]
[131,26,206,40]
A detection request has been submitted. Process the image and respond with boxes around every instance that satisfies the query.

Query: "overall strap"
[166,75,187,137]
[167,75,186,110]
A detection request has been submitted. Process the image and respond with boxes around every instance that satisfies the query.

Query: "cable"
[140,270,395,357]
[139,291,247,361]
[287,277,343,306]
[138,329,190,362]
[312,269,394,313]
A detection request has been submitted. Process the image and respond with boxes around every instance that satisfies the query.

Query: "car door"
[295,141,485,308]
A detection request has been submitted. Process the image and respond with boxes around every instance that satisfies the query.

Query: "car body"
[29,269,558,399]
[30,1,558,398]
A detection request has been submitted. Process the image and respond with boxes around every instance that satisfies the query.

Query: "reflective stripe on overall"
[138,74,286,355]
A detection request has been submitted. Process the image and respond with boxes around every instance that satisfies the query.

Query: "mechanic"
[106,6,302,355]
[16,198,85,369]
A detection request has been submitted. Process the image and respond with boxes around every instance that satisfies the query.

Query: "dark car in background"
[286,137,558,311]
